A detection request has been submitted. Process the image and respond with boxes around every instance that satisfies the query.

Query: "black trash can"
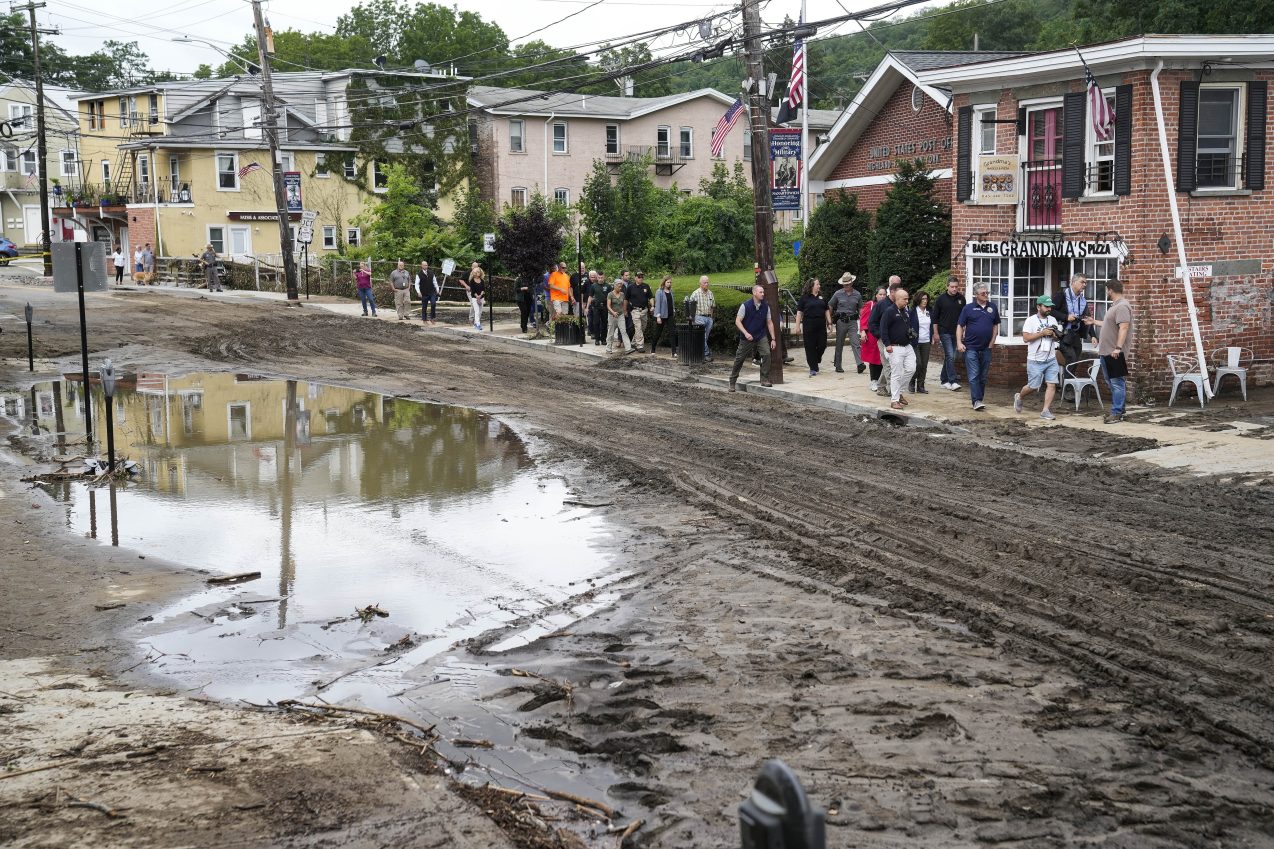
[678,324,706,366]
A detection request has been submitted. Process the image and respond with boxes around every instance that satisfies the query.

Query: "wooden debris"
[355,604,389,622]
[93,603,126,611]
[451,738,494,749]
[65,797,126,819]
[206,572,261,586]
[542,788,617,819]
[275,700,436,739]
[618,818,645,844]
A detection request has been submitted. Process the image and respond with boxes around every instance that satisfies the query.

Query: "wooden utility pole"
[741,0,784,383]
[251,0,299,302]
[15,1,54,276]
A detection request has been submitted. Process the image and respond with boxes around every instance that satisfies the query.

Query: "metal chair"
[1167,353,1208,408]
[1211,346,1251,400]
[1061,358,1103,411]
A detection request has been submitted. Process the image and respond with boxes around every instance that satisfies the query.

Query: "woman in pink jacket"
[859,286,886,391]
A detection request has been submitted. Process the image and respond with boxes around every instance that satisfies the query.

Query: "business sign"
[977,155,1020,204]
[283,171,302,212]
[769,127,801,212]
[482,233,496,253]
[1175,265,1213,278]
[967,239,1128,260]
[297,210,317,245]
[227,211,303,221]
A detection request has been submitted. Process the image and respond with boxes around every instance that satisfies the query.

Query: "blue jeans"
[421,294,437,321]
[939,331,958,384]
[357,288,376,314]
[695,315,713,356]
[1101,358,1127,415]
[964,348,992,404]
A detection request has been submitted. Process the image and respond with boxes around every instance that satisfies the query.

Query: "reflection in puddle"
[2,373,616,707]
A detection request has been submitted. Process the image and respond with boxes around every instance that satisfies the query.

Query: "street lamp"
[99,358,117,473]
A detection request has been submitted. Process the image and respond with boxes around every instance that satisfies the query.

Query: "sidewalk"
[8,276,1270,481]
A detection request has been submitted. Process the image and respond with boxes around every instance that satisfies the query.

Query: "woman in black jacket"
[794,279,833,377]
[516,276,535,333]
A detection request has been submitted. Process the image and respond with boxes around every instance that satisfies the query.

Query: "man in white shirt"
[1014,294,1062,420]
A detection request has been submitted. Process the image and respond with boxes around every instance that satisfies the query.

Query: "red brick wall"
[824,79,953,214]
[948,69,1274,396]
[126,206,157,255]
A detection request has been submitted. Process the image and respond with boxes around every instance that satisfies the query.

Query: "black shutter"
[1017,107,1026,136]
[1245,80,1267,191]
[1114,84,1133,195]
[1061,90,1086,199]
[1177,81,1200,192]
[956,105,972,202]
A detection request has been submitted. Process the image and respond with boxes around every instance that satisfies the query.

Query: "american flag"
[710,99,745,158]
[238,162,264,177]
[776,15,806,126]
[1086,65,1114,141]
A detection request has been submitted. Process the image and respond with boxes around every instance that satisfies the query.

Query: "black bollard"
[99,359,117,473]
[24,302,33,371]
[738,760,825,849]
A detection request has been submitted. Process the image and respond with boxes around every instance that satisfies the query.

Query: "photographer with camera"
[1059,273,1089,371]
[827,273,864,374]
[1013,294,1062,420]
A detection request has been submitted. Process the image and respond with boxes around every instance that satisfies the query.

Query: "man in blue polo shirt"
[956,282,1000,411]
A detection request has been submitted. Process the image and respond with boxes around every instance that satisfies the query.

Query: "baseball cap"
[1036,295,1055,307]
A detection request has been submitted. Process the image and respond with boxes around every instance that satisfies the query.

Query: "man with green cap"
[1014,294,1063,420]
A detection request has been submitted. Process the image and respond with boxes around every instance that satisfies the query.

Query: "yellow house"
[61,69,462,262]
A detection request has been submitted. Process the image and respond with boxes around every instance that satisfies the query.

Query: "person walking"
[200,244,223,292]
[355,261,376,316]
[1085,279,1133,424]
[606,278,633,353]
[415,260,440,325]
[625,272,653,352]
[516,274,535,333]
[586,270,608,345]
[859,287,886,391]
[880,287,916,410]
[1014,294,1062,420]
[689,275,716,361]
[548,261,573,316]
[868,275,904,395]
[828,272,864,374]
[729,284,776,391]
[931,276,966,391]
[389,260,412,320]
[1059,272,1089,375]
[111,247,126,284]
[909,291,934,394]
[649,276,678,357]
[570,261,588,316]
[464,265,486,330]
[795,278,832,377]
[956,282,1000,411]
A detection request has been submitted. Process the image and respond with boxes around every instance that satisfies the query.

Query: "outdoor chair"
[1167,353,1208,408]
[1210,346,1252,401]
[1060,358,1103,411]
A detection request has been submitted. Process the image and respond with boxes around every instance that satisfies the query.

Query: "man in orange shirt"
[548,261,574,316]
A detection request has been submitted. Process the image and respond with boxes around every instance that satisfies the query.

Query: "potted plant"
[549,309,583,345]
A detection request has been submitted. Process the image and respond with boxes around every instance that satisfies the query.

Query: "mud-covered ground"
[2,284,1273,848]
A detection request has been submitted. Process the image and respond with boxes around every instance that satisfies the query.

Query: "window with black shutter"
[956,105,972,202]
[1114,84,1133,195]
[1245,80,1267,190]
[1061,91,1086,199]
[1176,81,1200,192]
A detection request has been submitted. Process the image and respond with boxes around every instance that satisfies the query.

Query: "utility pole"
[741,0,783,383]
[14,1,54,277]
[250,0,299,302]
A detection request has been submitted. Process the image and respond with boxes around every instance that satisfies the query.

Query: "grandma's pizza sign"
[968,239,1128,259]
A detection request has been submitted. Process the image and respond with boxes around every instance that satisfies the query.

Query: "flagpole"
[799,0,809,227]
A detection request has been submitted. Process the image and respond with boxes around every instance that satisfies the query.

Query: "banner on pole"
[284,171,302,212]
[770,128,801,211]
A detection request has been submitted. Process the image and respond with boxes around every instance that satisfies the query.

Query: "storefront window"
[1073,257,1117,321]
[969,256,1046,338]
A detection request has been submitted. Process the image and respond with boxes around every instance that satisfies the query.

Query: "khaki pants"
[877,340,892,394]
[630,307,647,349]
[607,312,631,352]
[393,287,410,319]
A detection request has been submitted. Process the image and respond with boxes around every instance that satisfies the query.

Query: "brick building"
[915,35,1273,394]
[808,51,1022,215]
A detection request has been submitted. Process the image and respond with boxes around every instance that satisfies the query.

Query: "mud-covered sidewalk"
[2,281,1273,848]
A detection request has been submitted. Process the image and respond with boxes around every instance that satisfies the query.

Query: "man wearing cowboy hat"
[827,272,864,374]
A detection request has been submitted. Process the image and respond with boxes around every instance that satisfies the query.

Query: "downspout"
[1149,59,1213,399]
[543,111,555,195]
[150,144,163,259]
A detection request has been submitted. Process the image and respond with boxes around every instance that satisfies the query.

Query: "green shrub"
[797,191,872,296]
[919,268,951,300]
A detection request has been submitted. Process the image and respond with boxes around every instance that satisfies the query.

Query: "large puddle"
[3,373,621,728]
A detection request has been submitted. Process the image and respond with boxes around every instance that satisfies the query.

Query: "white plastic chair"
[1168,353,1208,408]
[1061,358,1103,411]
[1211,346,1251,401]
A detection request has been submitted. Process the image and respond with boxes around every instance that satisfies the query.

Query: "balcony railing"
[54,177,194,208]
[1020,158,1062,232]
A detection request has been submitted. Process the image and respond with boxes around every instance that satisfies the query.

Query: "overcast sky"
[40,0,932,77]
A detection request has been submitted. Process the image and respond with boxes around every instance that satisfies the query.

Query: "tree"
[642,194,752,273]
[500,41,589,89]
[216,29,375,76]
[699,161,751,205]
[193,64,214,80]
[452,184,496,254]
[357,162,461,261]
[494,193,565,286]
[593,42,670,97]
[867,159,950,292]
[579,156,658,261]
[335,1,510,77]
[797,191,873,294]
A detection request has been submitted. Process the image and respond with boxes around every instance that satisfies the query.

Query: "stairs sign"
[297,210,317,246]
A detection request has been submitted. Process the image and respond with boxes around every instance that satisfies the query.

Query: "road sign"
[52,242,108,293]
[297,210,318,245]
[441,258,456,277]
[482,233,495,253]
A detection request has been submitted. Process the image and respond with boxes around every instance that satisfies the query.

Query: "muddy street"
[3,286,1273,848]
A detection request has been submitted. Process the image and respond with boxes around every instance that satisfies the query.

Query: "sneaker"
[917,387,929,394]
[974,401,986,411]
[869,381,879,392]
[760,381,773,387]
[476,324,484,331]
[606,347,614,354]
[1040,409,1055,420]
[857,364,866,374]
[809,370,817,377]
[729,382,737,393]
[950,382,962,391]
[1013,392,1023,413]
[1103,413,1125,424]
[835,367,845,373]
[704,355,713,362]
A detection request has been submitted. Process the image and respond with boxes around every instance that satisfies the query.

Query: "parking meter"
[739,760,825,849]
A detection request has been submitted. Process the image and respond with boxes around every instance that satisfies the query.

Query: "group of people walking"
[355,259,487,328]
